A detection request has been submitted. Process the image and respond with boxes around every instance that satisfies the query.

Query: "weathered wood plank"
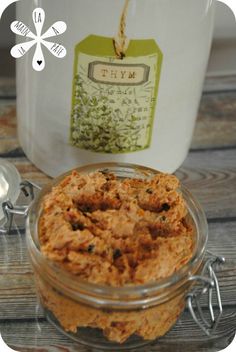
[0,100,20,154]
[204,74,236,93]
[192,92,236,150]
[0,50,15,80]
[0,100,15,115]
[0,78,16,98]
[0,308,235,352]
[207,222,236,264]
[176,149,236,219]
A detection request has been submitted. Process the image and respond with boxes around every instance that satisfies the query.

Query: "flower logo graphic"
[10,7,67,71]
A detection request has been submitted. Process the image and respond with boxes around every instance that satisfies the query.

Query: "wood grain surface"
[0,76,235,352]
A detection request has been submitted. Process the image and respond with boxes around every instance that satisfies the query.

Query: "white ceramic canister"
[16,0,215,177]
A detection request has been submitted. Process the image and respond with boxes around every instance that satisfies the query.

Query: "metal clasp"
[0,181,41,234]
[187,252,225,336]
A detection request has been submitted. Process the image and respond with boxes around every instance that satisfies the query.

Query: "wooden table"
[0,76,235,352]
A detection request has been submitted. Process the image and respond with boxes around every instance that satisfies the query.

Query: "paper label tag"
[88,61,150,85]
[71,35,162,153]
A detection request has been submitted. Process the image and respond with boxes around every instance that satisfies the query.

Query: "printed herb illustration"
[71,69,156,153]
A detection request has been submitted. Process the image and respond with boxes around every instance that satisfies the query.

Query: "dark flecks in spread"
[161,203,170,212]
[71,222,85,231]
[113,249,122,260]
[87,244,95,253]
[146,188,153,194]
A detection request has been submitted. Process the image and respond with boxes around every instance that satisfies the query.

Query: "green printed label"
[71,35,162,153]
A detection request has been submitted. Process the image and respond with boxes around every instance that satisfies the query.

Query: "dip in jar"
[26,163,208,350]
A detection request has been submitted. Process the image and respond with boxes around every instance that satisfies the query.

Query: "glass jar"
[26,163,223,350]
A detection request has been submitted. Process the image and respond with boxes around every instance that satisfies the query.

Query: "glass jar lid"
[0,158,21,221]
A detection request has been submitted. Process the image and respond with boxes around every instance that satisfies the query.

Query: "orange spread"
[37,170,194,342]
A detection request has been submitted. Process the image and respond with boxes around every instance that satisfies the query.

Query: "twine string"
[113,0,130,59]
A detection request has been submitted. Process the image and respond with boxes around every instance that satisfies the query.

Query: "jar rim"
[26,162,208,306]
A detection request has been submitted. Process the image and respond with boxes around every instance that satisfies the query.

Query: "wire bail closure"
[0,180,41,234]
[187,252,225,336]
